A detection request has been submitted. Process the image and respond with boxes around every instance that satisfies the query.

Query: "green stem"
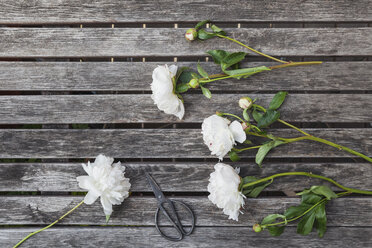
[269,61,322,70]
[281,135,372,163]
[215,34,287,64]
[13,200,85,248]
[218,112,246,124]
[261,191,351,228]
[242,172,372,195]
[233,145,263,152]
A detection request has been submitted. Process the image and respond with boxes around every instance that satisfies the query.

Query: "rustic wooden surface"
[1,28,371,57]
[0,129,371,158]
[0,94,371,123]
[0,62,371,91]
[0,0,370,23]
[0,0,371,247]
[0,162,371,192]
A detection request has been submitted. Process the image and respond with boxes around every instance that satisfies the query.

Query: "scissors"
[145,172,195,241]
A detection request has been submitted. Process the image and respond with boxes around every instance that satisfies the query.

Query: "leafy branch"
[218,92,372,165]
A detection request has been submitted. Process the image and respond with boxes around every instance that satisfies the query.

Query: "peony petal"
[168,65,178,78]
[229,121,246,143]
[83,190,100,205]
[101,196,113,216]
[174,98,185,120]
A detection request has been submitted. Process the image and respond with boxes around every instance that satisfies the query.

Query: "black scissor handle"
[155,200,195,241]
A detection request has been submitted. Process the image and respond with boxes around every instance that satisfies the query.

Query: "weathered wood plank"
[0,94,371,123]
[0,62,371,91]
[0,129,370,158]
[0,0,371,23]
[1,162,371,192]
[0,28,371,57]
[1,196,372,226]
[2,227,371,248]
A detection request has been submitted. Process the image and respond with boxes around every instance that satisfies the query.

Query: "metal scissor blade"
[145,172,167,202]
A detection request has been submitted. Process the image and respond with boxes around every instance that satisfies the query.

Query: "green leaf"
[175,66,191,83]
[224,66,271,79]
[106,215,111,223]
[261,214,287,225]
[314,202,327,238]
[243,139,253,145]
[176,83,190,93]
[210,24,226,35]
[228,151,240,162]
[198,29,216,40]
[243,108,250,121]
[298,186,338,200]
[195,20,210,30]
[268,91,288,110]
[301,193,323,205]
[255,140,285,166]
[252,108,263,123]
[284,204,312,219]
[246,180,272,197]
[241,176,273,197]
[257,109,280,128]
[297,211,316,236]
[206,50,230,65]
[221,52,247,71]
[179,71,194,84]
[267,226,285,236]
[197,61,209,78]
[200,85,212,99]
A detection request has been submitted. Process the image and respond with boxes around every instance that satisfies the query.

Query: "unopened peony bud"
[253,224,262,233]
[189,78,199,88]
[185,28,198,41]
[241,122,250,130]
[239,97,253,109]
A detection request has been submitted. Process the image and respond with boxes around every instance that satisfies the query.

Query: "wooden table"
[0,1,371,247]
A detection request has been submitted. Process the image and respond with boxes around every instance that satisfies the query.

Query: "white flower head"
[208,163,245,221]
[151,64,185,120]
[202,114,246,160]
[76,154,131,217]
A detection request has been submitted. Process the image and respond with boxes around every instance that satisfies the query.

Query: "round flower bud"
[253,224,262,233]
[189,78,199,88]
[239,97,253,109]
[241,122,250,130]
[185,28,198,41]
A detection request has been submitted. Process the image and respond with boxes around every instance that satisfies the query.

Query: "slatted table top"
[0,1,371,247]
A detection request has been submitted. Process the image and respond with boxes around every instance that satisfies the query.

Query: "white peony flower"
[208,163,245,221]
[202,114,246,160]
[151,64,185,120]
[76,154,131,217]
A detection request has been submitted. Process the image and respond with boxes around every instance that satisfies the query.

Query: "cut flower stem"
[13,200,85,248]
[241,172,372,195]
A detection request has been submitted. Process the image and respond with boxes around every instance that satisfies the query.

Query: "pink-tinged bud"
[189,78,199,88]
[185,28,198,41]
[241,122,249,130]
[253,224,262,233]
[239,97,253,109]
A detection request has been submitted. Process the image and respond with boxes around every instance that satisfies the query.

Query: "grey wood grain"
[0,162,371,192]
[3,226,372,248]
[0,128,370,158]
[1,196,372,227]
[0,94,371,123]
[0,28,371,57]
[0,62,371,91]
[0,0,371,23]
